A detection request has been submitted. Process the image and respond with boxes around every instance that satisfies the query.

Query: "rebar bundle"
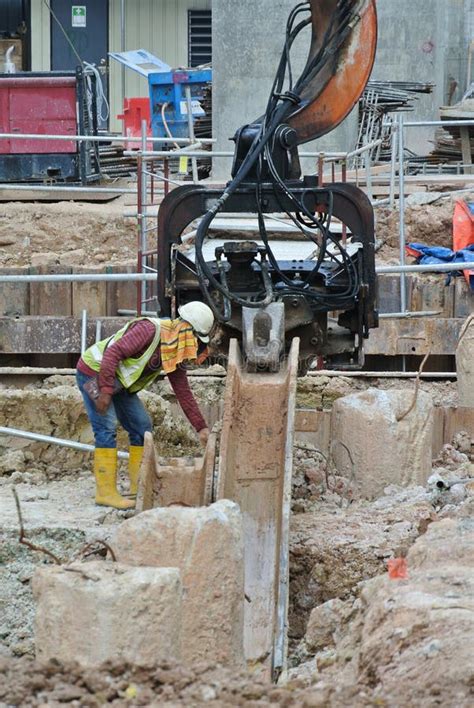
[354,80,434,166]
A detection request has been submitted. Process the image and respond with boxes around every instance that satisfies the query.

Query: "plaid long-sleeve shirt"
[77,319,207,432]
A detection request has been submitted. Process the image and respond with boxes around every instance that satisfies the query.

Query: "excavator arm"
[288,0,377,143]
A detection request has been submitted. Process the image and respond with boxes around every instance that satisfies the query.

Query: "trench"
[0,368,470,665]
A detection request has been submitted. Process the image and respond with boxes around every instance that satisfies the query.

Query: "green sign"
[72,5,86,28]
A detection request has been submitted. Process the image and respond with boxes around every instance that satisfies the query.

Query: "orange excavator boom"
[288,0,377,143]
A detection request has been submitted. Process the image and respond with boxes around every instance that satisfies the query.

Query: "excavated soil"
[375,193,470,252]
[0,374,472,706]
[0,191,458,269]
[0,197,137,267]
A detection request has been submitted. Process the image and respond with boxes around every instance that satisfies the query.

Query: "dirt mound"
[376,195,460,251]
[0,657,290,707]
[0,198,137,267]
[292,510,474,708]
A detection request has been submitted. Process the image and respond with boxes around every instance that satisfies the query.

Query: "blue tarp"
[407,243,474,290]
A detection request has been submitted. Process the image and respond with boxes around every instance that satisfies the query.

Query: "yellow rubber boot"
[128,445,144,497]
[94,448,135,510]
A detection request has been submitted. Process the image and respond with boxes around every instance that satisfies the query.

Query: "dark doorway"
[50,0,108,126]
[0,0,31,71]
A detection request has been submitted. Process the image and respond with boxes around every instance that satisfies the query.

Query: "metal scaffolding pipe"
[379,310,441,319]
[0,266,471,283]
[398,114,407,313]
[0,426,129,459]
[81,310,87,354]
[0,273,156,283]
[0,184,160,194]
[404,119,474,128]
[0,132,215,144]
[377,262,474,274]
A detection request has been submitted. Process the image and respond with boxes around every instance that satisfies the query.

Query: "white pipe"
[308,371,456,379]
[0,132,215,144]
[4,45,16,73]
[389,122,398,208]
[0,265,472,283]
[0,426,129,459]
[404,119,474,127]
[377,262,474,274]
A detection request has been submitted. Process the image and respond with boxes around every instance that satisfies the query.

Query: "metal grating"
[188,9,212,68]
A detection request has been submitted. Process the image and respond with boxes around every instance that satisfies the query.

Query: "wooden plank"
[29,266,72,317]
[454,278,474,318]
[0,316,126,354]
[72,265,107,317]
[410,274,455,318]
[0,267,30,316]
[365,318,465,356]
[377,274,414,314]
[106,264,138,316]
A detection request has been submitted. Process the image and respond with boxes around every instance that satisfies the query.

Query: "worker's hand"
[95,392,112,415]
[198,427,210,447]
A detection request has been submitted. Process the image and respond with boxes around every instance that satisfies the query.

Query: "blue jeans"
[76,371,152,449]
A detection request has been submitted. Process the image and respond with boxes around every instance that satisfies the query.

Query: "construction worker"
[76,302,214,510]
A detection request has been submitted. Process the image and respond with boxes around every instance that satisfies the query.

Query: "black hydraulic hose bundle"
[194,0,362,317]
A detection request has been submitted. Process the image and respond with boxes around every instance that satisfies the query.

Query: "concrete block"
[456,315,474,407]
[112,500,245,667]
[331,388,433,499]
[33,562,181,667]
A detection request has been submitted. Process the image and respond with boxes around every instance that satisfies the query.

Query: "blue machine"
[147,68,212,140]
[108,50,211,142]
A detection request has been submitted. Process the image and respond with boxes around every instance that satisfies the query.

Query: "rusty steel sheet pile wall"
[216,338,299,678]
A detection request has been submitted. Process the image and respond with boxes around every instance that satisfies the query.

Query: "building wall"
[109,0,211,130]
[372,0,469,154]
[212,0,472,179]
[30,0,211,131]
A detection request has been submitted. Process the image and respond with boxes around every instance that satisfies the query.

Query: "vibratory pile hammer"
[149,1,379,679]
[158,0,378,369]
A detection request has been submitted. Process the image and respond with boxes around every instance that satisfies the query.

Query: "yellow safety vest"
[81,317,163,393]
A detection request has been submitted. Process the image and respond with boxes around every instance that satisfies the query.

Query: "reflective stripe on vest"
[81,317,162,389]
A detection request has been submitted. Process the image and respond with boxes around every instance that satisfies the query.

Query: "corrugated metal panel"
[109,0,212,132]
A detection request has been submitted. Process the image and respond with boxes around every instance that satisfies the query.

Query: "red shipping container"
[0,76,77,154]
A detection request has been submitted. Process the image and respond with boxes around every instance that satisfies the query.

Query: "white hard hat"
[178,301,214,343]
